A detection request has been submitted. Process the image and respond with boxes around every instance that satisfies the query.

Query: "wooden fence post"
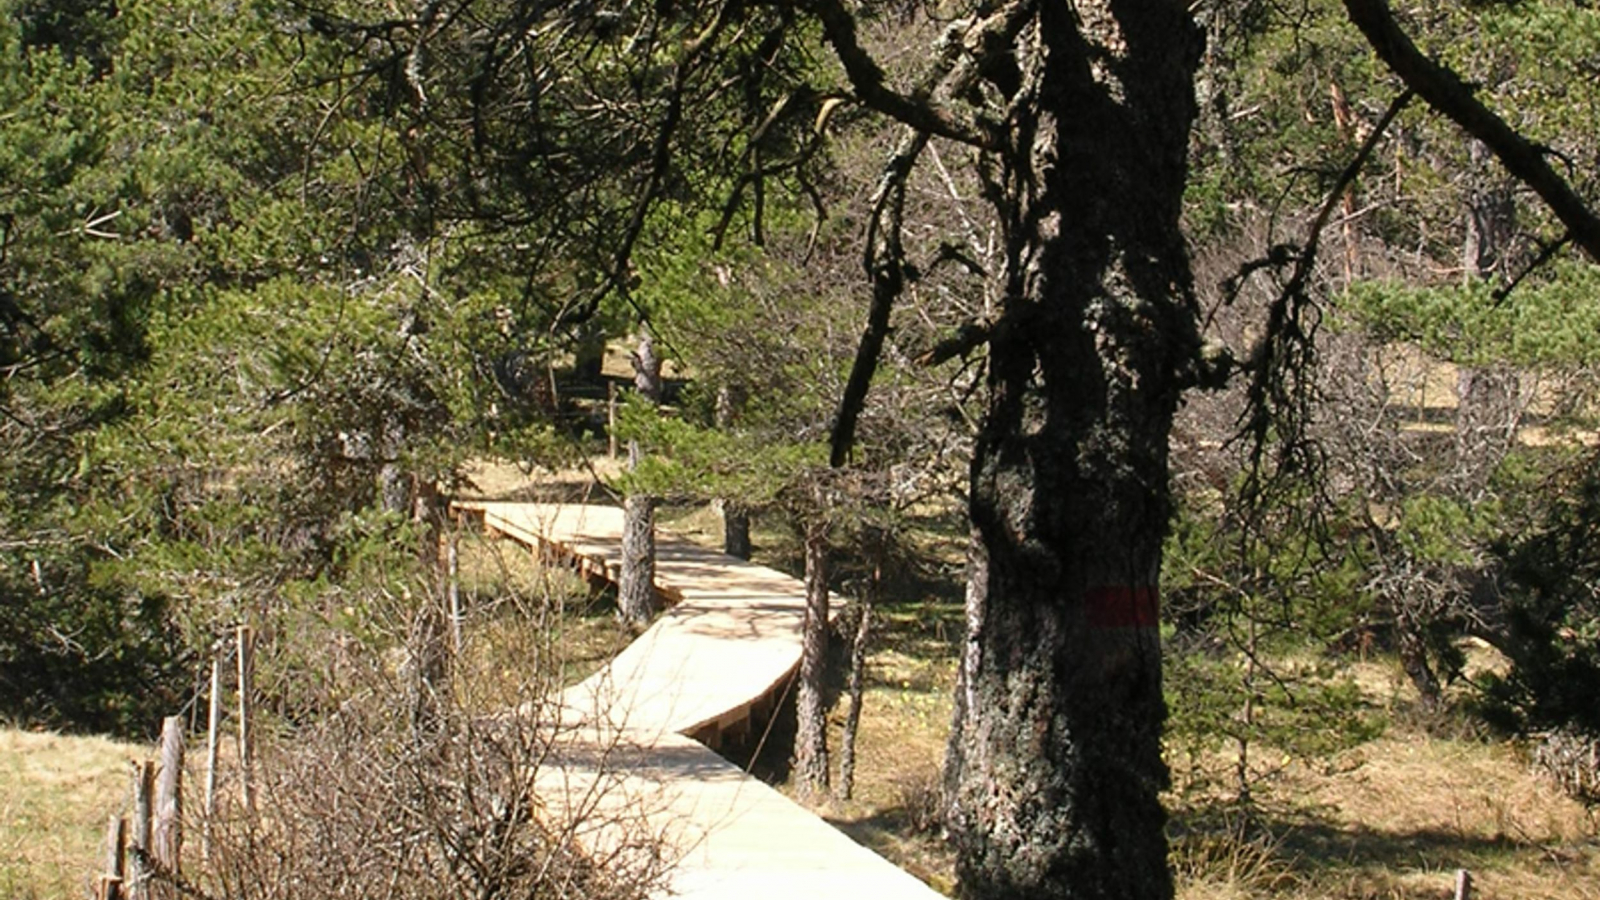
[153,716,184,888]
[129,761,153,900]
[202,653,222,864]
[237,624,256,815]
[96,814,125,900]
[1454,869,1473,900]
[608,380,618,458]
[447,527,462,656]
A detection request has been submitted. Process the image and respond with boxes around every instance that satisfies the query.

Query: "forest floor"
[640,489,1600,900]
[10,459,1598,899]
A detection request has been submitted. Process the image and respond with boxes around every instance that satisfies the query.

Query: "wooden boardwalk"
[455,501,946,900]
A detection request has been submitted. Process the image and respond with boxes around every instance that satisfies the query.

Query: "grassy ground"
[805,635,1598,900]
[450,523,634,704]
[0,728,143,899]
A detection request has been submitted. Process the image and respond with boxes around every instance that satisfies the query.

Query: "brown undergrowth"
[694,503,1598,900]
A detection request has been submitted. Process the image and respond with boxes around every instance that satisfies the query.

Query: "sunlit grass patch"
[0,728,141,899]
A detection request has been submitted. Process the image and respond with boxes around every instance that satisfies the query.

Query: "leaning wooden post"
[153,716,184,887]
[237,625,256,815]
[607,380,619,458]
[202,653,222,863]
[1454,869,1473,900]
[97,814,126,900]
[447,527,462,656]
[129,761,153,900]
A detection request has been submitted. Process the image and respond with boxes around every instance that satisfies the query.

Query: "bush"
[178,590,669,900]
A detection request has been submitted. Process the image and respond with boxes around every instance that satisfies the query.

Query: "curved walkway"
[455,501,946,900]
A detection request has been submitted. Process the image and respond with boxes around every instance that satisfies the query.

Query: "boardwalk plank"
[457,501,945,900]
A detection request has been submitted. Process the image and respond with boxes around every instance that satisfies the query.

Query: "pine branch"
[1343,0,1600,262]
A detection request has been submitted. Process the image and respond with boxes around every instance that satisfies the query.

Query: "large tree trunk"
[944,6,1202,899]
[793,515,830,802]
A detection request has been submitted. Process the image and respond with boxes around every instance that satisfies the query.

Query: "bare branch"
[1236,88,1414,509]
[799,0,1014,150]
[917,321,991,368]
[829,127,929,467]
[1342,0,1600,261]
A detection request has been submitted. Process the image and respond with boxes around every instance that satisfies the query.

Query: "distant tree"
[619,330,664,627]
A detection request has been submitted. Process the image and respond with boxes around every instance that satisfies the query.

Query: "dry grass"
[0,728,143,899]
[823,655,959,896]
[1168,658,1598,899]
[451,526,631,700]
[783,600,1599,900]
[1253,730,1598,899]
[460,457,624,503]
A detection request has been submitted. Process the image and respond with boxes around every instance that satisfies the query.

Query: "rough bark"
[714,384,751,559]
[943,6,1202,899]
[837,532,879,801]
[619,330,663,626]
[719,500,751,560]
[794,515,830,802]
[631,329,664,403]
[618,441,658,627]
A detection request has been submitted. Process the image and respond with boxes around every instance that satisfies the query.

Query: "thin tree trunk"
[718,500,751,561]
[714,384,751,559]
[573,320,607,383]
[1236,609,1259,805]
[631,328,664,403]
[944,6,1200,897]
[1398,608,1443,714]
[794,515,831,803]
[410,477,449,737]
[619,331,663,626]
[618,441,657,626]
[608,381,619,459]
[447,527,462,656]
[838,532,879,801]
[1455,142,1520,490]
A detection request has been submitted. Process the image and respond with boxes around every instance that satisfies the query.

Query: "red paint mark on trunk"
[1086,585,1159,629]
